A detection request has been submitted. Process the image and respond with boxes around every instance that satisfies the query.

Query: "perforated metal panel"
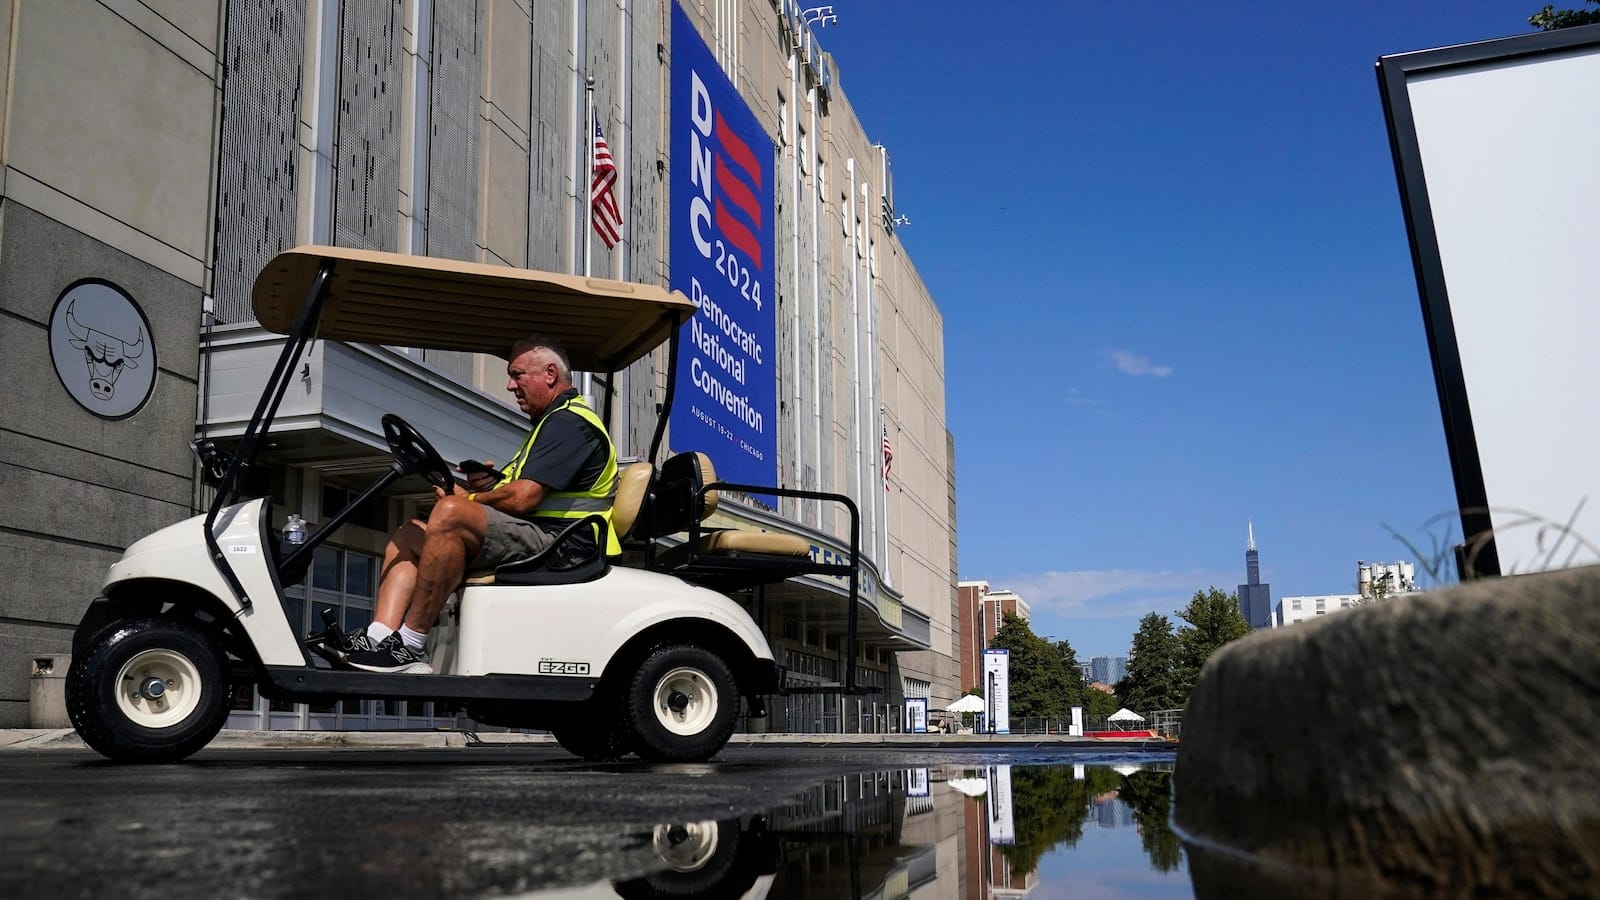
[334,0,403,251]
[528,0,573,272]
[213,0,306,324]
[625,0,664,286]
[420,0,485,384]
[426,0,481,262]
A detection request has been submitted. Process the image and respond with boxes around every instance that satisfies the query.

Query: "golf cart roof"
[251,246,696,371]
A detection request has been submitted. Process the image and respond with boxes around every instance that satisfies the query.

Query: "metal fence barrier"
[951,708,1184,738]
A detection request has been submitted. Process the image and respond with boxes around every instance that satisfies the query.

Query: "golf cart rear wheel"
[66,617,231,763]
[624,644,739,763]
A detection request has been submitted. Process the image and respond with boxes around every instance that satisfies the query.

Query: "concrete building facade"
[954,581,1029,694]
[1359,560,1416,598]
[1275,593,1361,627]
[0,0,956,731]
[1274,560,1419,627]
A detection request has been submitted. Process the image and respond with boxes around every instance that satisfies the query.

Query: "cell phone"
[457,459,505,481]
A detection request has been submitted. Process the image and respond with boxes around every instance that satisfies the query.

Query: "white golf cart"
[66,247,870,763]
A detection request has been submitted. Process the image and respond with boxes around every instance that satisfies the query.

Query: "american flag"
[882,422,894,491]
[591,112,622,248]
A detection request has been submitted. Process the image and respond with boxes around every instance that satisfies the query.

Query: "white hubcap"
[115,648,203,728]
[652,821,719,871]
[652,666,718,736]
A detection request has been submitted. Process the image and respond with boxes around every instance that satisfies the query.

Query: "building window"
[1291,599,1303,612]
[1316,598,1327,612]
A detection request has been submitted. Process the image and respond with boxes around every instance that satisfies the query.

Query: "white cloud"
[1109,350,1172,378]
[998,567,1228,619]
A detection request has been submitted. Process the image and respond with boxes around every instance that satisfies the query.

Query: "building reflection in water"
[604,762,1186,900]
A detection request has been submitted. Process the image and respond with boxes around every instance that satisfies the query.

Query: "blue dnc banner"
[670,2,777,500]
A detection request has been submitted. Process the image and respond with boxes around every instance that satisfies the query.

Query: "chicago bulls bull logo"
[65,300,145,400]
[48,280,158,419]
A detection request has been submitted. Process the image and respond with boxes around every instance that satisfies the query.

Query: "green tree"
[988,613,1072,718]
[1082,685,1118,720]
[995,765,1123,875]
[1053,638,1089,707]
[1116,613,1182,713]
[1530,1,1600,29]
[1119,770,1184,872]
[1175,586,1252,699]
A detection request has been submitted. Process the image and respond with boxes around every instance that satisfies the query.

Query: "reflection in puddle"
[541,762,1189,899]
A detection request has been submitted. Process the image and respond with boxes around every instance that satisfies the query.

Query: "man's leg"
[374,520,427,629]
[402,495,488,634]
[335,520,425,655]
[344,499,486,673]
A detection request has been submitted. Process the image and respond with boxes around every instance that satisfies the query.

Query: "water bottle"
[282,514,308,546]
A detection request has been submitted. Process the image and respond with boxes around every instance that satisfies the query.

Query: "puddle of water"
[531,759,1190,899]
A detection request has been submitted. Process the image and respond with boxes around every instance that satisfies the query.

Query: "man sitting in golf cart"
[342,335,618,674]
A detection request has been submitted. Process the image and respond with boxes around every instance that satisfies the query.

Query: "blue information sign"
[669,2,777,501]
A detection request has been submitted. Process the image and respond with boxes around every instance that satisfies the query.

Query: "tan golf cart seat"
[649,452,819,589]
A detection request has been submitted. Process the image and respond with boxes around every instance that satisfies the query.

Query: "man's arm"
[452,410,595,515]
[463,477,548,517]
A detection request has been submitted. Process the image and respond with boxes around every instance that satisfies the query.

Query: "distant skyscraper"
[1090,655,1128,685]
[1238,521,1274,629]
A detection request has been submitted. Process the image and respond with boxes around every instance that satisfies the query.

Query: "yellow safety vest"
[498,394,620,556]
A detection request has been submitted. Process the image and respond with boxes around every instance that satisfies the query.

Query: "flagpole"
[581,77,595,402]
[583,76,595,280]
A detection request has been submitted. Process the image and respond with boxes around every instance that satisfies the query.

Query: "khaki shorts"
[472,505,559,569]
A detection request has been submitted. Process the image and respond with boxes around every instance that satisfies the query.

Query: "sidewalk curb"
[0,727,1175,752]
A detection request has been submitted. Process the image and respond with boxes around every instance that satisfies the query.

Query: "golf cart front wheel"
[624,644,739,763]
[66,617,232,763]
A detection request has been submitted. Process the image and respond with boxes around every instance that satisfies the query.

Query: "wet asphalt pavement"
[2,743,1174,899]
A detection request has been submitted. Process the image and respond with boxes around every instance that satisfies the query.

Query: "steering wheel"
[381,414,453,491]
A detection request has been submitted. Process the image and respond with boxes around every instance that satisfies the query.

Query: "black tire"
[552,695,636,761]
[623,644,739,763]
[65,617,232,763]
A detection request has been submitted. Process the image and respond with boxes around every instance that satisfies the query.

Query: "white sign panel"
[1380,30,1600,577]
[907,767,929,798]
[986,765,1015,845]
[982,649,1009,734]
[905,698,927,734]
[1070,705,1084,737]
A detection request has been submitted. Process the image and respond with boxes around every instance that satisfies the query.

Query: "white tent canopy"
[945,695,986,714]
[945,777,988,798]
[1108,708,1145,722]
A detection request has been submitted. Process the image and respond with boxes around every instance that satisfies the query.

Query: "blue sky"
[815,2,1544,657]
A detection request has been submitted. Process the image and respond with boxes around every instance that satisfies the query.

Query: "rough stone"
[1174,565,1600,898]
